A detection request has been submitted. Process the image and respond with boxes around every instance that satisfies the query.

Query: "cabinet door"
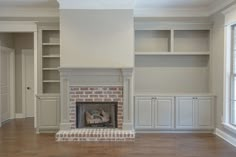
[135,97,154,129]
[155,97,174,129]
[176,97,194,129]
[37,95,60,132]
[195,97,213,129]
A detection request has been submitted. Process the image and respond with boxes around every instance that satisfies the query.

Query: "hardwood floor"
[0,118,236,157]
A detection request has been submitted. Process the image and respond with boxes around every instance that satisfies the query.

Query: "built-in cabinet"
[135,97,174,130]
[36,23,60,133]
[135,96,214,131]
[36,94,60,133]
[176,96,214,129]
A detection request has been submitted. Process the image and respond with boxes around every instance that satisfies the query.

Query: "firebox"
[76,102,118,128]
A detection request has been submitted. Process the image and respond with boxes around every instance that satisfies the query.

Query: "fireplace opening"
[76,102,118,128]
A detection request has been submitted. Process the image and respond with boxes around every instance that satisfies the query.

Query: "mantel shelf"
[135,52,210,56]
[43,68,59,71]
[43,43,60,46]
[43,55,60,58]
[43,80,60,83]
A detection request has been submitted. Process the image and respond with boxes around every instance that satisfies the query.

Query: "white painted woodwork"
[36,94,60,133]
[174,30,210,52]
[60,10,134,68]
[0,47,10,123]
[176,97,195,129]
[135,97,154,129]
[154,97,174,129]
[58,0,135,9]
[135,30,171,52]
[195,97,213,129]
[135,96,174,130]
[37,24,60,94]
[22,50,34,117]
[135,55,209,94]
[176,96,214,129]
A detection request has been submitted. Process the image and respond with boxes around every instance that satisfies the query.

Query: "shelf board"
[134,92,216,97]
[42,68,59,71]
[42,43,60,46]
[135,52,210,56]
[42,55,60,58]
[43,80,60,83]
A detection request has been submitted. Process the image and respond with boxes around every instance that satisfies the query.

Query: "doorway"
[0,32,35,127]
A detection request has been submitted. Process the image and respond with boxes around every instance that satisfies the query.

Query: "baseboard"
[136,130,214,133]
[15,113,25,119]
[215,128,236,147]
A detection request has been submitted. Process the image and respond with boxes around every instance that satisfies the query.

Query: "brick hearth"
[56,129,135,142]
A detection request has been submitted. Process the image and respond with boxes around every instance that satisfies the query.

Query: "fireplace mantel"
[58,67,134,131]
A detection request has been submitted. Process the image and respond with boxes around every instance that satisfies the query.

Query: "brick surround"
[69,86,123,129]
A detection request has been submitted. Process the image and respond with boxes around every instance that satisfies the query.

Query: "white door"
[176,97,194,129]
[155,97,174,129]
[195,97,213,129]
[0,47,11,123]
[135,97,154,129]
[22,50,34,117]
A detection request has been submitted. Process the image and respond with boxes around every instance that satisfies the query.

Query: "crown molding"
[57,0,135,9]
[0,7,59,18]
[134,8,209,17]
[209,0,235,15]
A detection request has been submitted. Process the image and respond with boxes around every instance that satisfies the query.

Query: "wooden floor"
[0,118,236,157]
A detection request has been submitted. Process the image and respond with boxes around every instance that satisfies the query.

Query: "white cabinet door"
[195,97,214,129]
[135,97,154,129]
[155,97,174,129]
[37,95,60,133]
[176,97,194,129]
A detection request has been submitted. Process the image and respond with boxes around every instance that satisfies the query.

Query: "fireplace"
[76,102,118,128]
[56,68,135,141]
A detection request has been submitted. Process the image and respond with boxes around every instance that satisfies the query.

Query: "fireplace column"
[59,70,72,130]
[122,68,134,130]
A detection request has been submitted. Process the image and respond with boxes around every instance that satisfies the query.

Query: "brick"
[113,91,121,94]
[109,95,117,98]
[80,88,88,90]
[89,95,98,98]
[94,91,103,94]
[85,91,93,94]
[94,99,103,102]
[80,95,88,98]
[76,91,83,94]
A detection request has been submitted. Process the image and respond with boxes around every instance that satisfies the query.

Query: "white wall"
[211,12,236,138]
[60,10,134,68]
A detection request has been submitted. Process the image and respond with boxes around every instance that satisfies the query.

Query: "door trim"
[22,49,34,119]
[0,46,15,125]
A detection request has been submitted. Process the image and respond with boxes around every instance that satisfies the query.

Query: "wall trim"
[136,130,214,134]
[215,128,236,147]
[0,21,37,32]
[15,113,25,119]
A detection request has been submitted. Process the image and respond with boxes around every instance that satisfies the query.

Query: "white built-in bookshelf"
[134,22,212,95]
[135,29,210,55]
[38,25,60,94]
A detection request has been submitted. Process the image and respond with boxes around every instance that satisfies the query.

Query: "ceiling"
[0,0,221,9]
[0,0,234,18]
